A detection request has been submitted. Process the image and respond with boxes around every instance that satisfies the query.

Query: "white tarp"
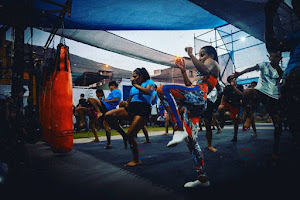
[43,28,195,69]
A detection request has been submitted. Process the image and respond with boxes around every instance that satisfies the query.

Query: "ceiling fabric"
[44,28,196,68]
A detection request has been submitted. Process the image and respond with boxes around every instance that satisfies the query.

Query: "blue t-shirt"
[102,88,122,111]
[129,79,155,105]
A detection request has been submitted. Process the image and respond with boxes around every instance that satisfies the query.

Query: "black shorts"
[127,102,151,121]
[100,103,108,114]
[203,100,218,119]
[256,90,281,117]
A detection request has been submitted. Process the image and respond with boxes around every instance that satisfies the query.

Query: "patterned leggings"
[157,84,207,177]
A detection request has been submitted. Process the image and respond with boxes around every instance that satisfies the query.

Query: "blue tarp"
[2,0,298,42]
[32,0,227,30]
[237,77,259,85]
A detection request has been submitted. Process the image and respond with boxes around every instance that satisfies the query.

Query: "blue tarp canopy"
[1,0,298,72]
[32,0,228,30]
[2,0,298,42]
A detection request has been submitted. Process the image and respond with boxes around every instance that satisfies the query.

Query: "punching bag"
[40,58,55,144]
[43,73,53,144]
[49,43,73,153]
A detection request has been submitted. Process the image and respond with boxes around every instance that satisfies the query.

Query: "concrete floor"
[1,123,299,199]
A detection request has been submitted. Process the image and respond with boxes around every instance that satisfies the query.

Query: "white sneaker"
[167,130,188,147]
[184,180,210,188]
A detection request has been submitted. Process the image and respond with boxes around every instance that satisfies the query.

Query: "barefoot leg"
[90,120,99,142]
[125,115,146,166]
[205,118,217,152]
[88,98,103,118]
[142,126,150,143]
[103,119,112,148]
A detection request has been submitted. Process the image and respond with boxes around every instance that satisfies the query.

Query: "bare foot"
[162,132,169,135]
[104,144,112,149]
[91,139,100,142]
[251,132,258,137]
[142,140,150,144]
[216,129,222,134]
[208,146,218,152]
[243,118,251,130]
[125,159,141,167]
[97,112,103,119]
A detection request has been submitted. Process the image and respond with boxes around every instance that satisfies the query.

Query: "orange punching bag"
[50,43,73,153]
[40,61,54,144]
[39,52,56,144]
[43,73,53,144]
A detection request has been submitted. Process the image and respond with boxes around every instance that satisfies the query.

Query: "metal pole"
[215,28,217,49]
[230,30,235,71]
[11,0,26,140]
[194,33,196,56]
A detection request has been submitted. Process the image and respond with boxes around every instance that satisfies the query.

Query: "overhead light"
[240,37,246,41]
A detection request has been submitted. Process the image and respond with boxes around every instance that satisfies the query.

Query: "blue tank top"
[129,79,155,105]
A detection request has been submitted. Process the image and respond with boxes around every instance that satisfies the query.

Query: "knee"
[87,98,93,103]
[243,88,252,97]
[205,120,212,130]
[204,118,211,125]
[104,126,110,132]
[218,105,225,112]
[118,101,128,108]
[128,134,136,143]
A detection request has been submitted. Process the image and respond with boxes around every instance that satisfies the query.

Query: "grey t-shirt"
[255,62,281,100]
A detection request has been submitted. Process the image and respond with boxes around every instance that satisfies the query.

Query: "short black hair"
[80,93,84,97]
[108,81,118,87]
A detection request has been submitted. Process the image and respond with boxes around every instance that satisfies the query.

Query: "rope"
[60,21,66,45]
